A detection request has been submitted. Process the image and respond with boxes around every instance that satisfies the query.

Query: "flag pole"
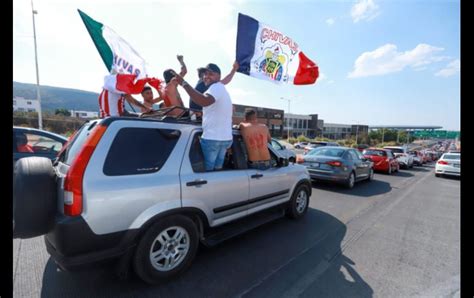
[31,0,43,130]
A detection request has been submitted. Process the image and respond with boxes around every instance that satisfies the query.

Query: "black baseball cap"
[203,63,221,75]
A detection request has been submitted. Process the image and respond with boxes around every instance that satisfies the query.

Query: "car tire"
[13,157,57,239]
[286,184,310,219]
[133,215,199,284]
[435,173,441,177]
[289,157,296,163]
[345,172,356,189]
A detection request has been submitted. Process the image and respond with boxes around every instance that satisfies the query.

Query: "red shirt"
[17,144,34,153]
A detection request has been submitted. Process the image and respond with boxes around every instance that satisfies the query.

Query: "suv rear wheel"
[286,184,310,219]
[133,215,199,284]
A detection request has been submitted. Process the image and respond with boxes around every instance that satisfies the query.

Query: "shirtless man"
[239,109,272,170]
[161,55,187,116]
[139,86,163,112]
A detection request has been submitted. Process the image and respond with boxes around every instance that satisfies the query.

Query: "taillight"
[63,125,107,216]
[437,160,448,165]
[326,160,342,167]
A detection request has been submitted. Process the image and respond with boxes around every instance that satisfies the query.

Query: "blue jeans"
[200,138,233,171]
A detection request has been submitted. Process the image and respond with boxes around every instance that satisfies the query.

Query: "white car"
[384,146,414,169]
[435,152,460,177]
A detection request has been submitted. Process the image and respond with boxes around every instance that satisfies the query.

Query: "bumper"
[307,168,348,182]
[45,215,138,271]
[435,165,460,176]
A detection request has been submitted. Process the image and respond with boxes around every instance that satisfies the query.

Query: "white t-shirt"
[202,82,233,141]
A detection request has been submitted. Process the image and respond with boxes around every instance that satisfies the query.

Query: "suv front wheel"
[286,184,310,219]
[133,215,199,284]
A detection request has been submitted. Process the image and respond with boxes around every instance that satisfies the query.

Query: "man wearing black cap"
[189,62,239,117]
[173,63,235,171]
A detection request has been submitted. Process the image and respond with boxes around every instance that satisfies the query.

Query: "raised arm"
[177,55,187,77]
[171,75,215,107]
[221,61,239,85]
[124,94,151,112]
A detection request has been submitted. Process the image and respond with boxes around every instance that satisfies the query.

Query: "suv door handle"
[186,179,208,187]
[251,174,263,179]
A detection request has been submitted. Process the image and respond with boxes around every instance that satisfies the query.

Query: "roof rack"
[139,106,203,125]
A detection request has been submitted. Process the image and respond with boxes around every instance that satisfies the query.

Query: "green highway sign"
[412,130,460,139]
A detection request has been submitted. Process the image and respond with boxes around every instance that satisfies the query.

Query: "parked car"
[13,126,68,163]
[13,117,312,284]
[435,152,460,177]
[298,146,374,188]
[294,141,309,149]
[303,141,340,154]
[271,138,296,162]
[383,146,414,169]
[408,150,424,166]
[362,148,399,174]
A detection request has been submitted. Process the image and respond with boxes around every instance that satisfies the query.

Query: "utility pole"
[381,128,385,144]
[31,0,43,130]
[281,97,292,142]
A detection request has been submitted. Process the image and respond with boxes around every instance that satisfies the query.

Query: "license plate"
[453,164,460,168]
[310,163,320,168]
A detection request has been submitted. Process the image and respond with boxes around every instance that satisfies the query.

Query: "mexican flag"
[78,9,149,79]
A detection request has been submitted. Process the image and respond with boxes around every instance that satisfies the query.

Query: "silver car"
[13,116,312,284]
[300,146,374,188]
[271,138,296,163]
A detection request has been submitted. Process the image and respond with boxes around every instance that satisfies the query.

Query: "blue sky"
[13,0,460,130]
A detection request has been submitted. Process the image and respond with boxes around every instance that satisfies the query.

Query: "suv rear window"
[59,120,98,165]
[386,148,403,153]
[103,128,181,176]
[363,149,386,156]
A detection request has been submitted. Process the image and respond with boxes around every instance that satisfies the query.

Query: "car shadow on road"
[40,209,373,298]
[312,179,392,197]
[391,171,415,178]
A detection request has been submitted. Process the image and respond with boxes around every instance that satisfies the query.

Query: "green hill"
[13,81,100,112]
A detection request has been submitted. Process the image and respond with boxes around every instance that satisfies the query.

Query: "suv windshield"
[308,147,345,157]
[386,148,404,154]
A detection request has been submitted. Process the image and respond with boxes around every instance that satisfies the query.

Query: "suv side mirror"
[281,145,286,150]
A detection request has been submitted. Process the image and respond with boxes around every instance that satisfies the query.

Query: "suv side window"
[387,151,394,158]
[189,133,249,172]
[103,128,180,176]
[271,139,282,150]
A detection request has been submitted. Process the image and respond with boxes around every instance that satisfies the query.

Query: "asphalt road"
[13,163,460,298]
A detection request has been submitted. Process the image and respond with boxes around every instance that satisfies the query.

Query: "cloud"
[351,0,380,23]
[435,59,460,77]
[318,72,327,81]
[348,43,446,78]
[326,18,335,26]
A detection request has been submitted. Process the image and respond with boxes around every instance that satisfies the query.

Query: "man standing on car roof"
[172,63,233,171]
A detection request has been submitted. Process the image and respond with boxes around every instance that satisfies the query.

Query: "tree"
[55,108,71,117]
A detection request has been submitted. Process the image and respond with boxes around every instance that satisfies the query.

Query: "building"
[70,110,99,119]
[232,104,284,137]
[323,123,352,139]
[322,123,369,140]
[283,113,322,138]
[13,97,40,113]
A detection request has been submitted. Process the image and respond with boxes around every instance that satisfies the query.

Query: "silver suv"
[13,115,312,284]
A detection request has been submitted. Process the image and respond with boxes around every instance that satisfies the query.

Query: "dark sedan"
[13,126,68,163]
[298,146,374,188]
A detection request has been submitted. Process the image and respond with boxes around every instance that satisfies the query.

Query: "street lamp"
[31,0,43,130]
[281,97,292,142]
